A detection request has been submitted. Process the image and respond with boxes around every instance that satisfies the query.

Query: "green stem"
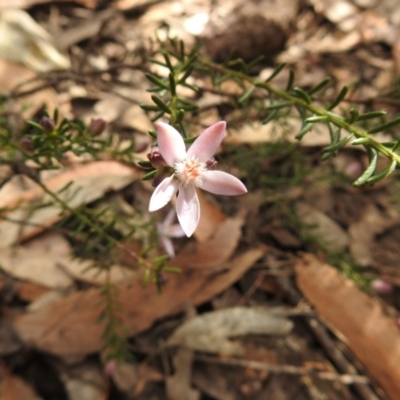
[198,59,400,166]
[35,180,155,271]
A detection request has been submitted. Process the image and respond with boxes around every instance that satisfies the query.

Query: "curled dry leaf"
[295,253,400,400]
[167,307,293,356]
[0,9,70,72]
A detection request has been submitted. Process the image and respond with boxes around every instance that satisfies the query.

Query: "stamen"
[174,156,207,187]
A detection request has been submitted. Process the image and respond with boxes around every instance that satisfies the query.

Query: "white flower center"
[174,156,207,187]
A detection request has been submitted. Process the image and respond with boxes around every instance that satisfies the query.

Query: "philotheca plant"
[1,36,400,362]
[141,38,400,187]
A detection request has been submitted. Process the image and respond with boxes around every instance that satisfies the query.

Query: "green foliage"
[139,38,400,187]
[226,141,311,191]
[98,280,133,363]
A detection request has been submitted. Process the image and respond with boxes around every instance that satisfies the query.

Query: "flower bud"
[371,279,393,294]
[89,118,106,135]
[134,140,149,153]
[206,157,218,170]
[152,171,168,188]
[157,272,168,286]
[103,359,117,377]
[147,147,169,169]
[19,137,33,152]
[39,116,55,132]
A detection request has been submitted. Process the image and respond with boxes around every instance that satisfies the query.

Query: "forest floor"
[1,0,400,399]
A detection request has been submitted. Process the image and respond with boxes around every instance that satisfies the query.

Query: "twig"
[195,355,369,385]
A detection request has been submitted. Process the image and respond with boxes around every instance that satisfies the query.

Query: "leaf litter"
[1,0,400,399]
[166,307,293,356]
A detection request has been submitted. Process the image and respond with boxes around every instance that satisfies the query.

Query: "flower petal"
[187,121,226,162]
[168,223,186,238]
[149,176,179,211]
[176,185,200,237]
[161,236,176,258]
[200,170,247,195]
[157,122,187,166]
[163,208,177,228]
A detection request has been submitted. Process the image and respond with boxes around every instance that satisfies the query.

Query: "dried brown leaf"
[0,9,70,72]
[295,254,400,400]
[13,246,264,357]
[0,161,140,247]
[16,282,50,302]
[0,59,61,119]
[183,215,245,270]
[113,0,159,11]
[193,191,226,242]
[0,365,42,400]
[0,0,95,8]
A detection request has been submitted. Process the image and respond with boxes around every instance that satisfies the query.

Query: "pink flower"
[157,208,185,257]
[149,121,247,236]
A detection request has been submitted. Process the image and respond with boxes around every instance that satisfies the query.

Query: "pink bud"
[345,161,363,179]
[19,137,33,151]
[147,147,169,169]
[134,140,149,153]
[89,118,106,135]
[371,279,393,294]
[103,359,117,377]
[206,157,218,170]
[39,116,55,132]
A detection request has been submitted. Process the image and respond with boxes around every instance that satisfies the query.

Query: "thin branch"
[195,354,370,385]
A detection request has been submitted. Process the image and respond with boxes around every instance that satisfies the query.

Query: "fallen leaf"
[295,254,400,400]
[59,362,107,400]
[226,120,393,148]
[130,362,163,396]
[114,0,160,11]
[0,0,95,10]
[16,281,50,302]
[182,215,245,269]
[0,9,70,72]
[0,232,135,288]
[167,307,293,356]
[13,247,264,357]
[194,191,226,242]
[0,59,61,119]
[192,363,236,400]
[166,348,200,400]
[295,202,349,252]
[0,318,23,355]
[0,247,74,289]
[0,161,140,247]
[348,202,391,266]
[0,365,42,400]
